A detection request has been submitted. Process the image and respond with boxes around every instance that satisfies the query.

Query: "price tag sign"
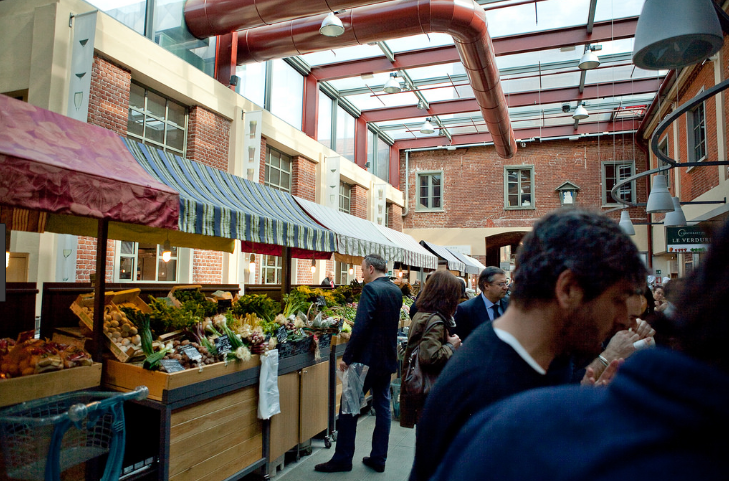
[160,359,185,373]
[276,326,288,344]
[214,335,232,356]
[180,344,202,362]
[316,296,327,308]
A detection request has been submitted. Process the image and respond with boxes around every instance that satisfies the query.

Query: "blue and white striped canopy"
[125,139,336,257]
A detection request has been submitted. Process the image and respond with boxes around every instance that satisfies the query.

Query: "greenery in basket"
[231,294,281,324]
[173,290,218,318]
[147,296,198,334]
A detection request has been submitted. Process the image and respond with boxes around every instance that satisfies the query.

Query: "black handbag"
[400,314,444,427]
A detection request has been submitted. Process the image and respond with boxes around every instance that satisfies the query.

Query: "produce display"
[0,331,93,379]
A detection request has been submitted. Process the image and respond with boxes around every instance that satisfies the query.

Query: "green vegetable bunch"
[147,296,198,334]
[232,294,281,323]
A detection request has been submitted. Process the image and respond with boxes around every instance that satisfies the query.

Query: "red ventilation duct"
[234,0,516,158]
[185,0,395,39]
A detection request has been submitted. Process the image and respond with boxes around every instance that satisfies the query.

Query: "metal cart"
[0,386,148,481]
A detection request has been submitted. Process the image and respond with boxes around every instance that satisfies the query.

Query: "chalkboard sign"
[214,335,232,356]
[276,326,288,344]
[160,359,185,373]
[316,296,327,308]
[180,344,202,362]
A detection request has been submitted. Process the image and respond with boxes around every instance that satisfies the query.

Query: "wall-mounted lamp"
[162,239,172,263]
[555,181,580,205]
[320,11,345,37]
[632,0,723,70]
[663,197,687,227]
[348,264,354,276]
[572,103,589,120]
[578,45,602,70]
[383,73,401,94]
[249,253,256,272]
[420,118,435,135]
[310,259,316,274]
[646,174,674,213]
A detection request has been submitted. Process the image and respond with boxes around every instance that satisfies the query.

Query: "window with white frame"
[336,261,351,285]
[262,255,282,284]
[264,147,292,193]
[127,83,187,155]
[117,241,178,282]
[417,172,443,211]
[602,161,635,205]
[339,182,352,214]
[688,99,707,162]
[505,166,535,209]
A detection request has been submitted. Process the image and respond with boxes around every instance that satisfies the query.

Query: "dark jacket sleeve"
[342,282,376,366]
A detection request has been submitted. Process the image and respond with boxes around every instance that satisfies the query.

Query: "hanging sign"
[666,227,711,253]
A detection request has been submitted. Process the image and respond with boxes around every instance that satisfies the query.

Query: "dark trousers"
[331,370,392,466]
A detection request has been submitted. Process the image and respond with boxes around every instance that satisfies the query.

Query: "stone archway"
[485,231,529,267]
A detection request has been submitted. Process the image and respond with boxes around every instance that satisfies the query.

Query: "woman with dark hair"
[400,270,462,428]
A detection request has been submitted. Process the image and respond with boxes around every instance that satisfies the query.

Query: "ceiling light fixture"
[578,48,601,70]
[383,73,401,94]
[320,12,345,37]
[420,118,435,134]
[645,174,675,213]
[162,239,172,263]
[572,103,589,120]
[632,0,723,70]
[310,259,317,274]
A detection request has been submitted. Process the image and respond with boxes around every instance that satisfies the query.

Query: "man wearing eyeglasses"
[453,267,508,341]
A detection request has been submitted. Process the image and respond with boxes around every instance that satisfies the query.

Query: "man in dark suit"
[315,253,403,474]
[453,266,508,341]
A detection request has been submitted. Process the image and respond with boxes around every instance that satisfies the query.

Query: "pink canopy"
[0,94,179,230]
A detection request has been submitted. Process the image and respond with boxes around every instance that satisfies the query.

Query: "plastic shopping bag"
[258,349,281,419]
[337,362,369,415]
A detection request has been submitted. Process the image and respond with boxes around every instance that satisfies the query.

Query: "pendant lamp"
[383,73,401,94]
[578,49,600,70]
[320,12,345,37]
[663,197,687,226]
[619,210,636,236]
[573,104,589,120]
[420,118,435,134]
[162,240,172,263]
[646,175,675,213]
[633,0,723,70]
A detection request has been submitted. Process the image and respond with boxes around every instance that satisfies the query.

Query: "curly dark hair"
[415,270,462,318]
[510,208,647,309]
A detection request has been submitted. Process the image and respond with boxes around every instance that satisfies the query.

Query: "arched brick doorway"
[485,231,528,267]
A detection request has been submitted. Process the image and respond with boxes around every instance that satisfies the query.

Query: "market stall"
[419,240,467,274]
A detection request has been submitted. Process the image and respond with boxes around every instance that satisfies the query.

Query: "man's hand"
[338,359,349,372]
[631,319,656,340]
[581,358,623,386]
[447,334,461,350]
[603,330,640,361]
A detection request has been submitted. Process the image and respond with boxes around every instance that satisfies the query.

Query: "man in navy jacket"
[453,266,508,341]
[315,253,402,474]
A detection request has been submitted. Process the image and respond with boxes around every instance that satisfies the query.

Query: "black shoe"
[362,457,385,473]
[314,461,352,473]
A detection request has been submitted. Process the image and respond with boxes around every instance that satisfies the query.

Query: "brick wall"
[75,237,116,282]
[87,56,131,136]
[297,259,315,284]
[388,203,403,231]
[350,185,369,220]
[192,249,224,284]
[401,137,647,230]
[292,156,317,201]
[677,61,720,201]
[186,106,231,171]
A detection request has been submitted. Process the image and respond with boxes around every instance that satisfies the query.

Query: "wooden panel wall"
[269,371,300,461]
[299,361,329,442]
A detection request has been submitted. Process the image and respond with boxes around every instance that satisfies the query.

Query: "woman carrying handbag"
[400,270,462,428]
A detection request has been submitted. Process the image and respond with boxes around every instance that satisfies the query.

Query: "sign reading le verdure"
[666,227,711,254]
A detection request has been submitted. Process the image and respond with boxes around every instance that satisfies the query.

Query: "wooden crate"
[168,386,262,481]
[69,291,114,332]
[102,356,260,402]
[111,289,152,313]
[0,363,102,408]
[167,285,203,308]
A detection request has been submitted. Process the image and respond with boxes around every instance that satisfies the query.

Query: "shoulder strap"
[422,312,445,335]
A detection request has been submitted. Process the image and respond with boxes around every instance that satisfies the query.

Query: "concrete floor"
[263,411,416,481]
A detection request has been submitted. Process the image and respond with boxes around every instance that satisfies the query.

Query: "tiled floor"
[267,411,416,481]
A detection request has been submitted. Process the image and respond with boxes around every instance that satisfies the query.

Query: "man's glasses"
[491,282,508,287]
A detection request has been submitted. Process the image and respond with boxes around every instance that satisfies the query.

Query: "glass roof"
[297,0,659,146]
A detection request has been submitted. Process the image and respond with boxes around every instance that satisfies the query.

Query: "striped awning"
[375,224,438,270]
[419,240,467,274]
[446,248,482,275]
[294,197,403,264]
[125,140,336,258]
